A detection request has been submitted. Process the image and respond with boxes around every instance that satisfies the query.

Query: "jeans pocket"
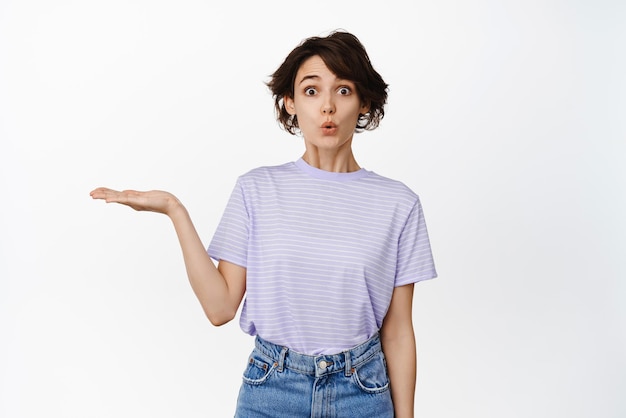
[352,352,390,394]
[242,350,277,386]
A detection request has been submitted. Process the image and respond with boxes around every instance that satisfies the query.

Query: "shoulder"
[362,171,420,203]
[233,162,304,197]
[236,161,298,183]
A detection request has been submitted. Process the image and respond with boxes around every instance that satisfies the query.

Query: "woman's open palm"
[90,187,180,215]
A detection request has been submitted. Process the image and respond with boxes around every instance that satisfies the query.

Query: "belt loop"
[344,350,353,376]
[277,346,288,372]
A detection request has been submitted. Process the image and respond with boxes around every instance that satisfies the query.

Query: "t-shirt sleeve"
[394,197,438,286]
[207,180,249,268]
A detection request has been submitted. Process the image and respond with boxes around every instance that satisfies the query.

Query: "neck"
[301,143,360,173]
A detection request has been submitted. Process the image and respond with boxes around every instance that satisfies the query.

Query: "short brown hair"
[267,31,389,135]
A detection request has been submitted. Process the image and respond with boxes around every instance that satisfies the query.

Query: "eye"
[304,87,317,96]
[338,86,352,95]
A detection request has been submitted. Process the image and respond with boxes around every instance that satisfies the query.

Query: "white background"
[1,0,624,417]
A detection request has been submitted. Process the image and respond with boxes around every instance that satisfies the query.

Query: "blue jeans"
[234,333,394,418]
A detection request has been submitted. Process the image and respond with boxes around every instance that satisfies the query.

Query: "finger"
[90,188,133,204]
[90,187,117,199]
[115,190,140,203]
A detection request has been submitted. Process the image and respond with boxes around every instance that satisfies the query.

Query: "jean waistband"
[253,334,383,378]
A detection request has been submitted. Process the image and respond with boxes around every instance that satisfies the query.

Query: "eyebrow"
[298,75,320,85]
[297,75,354,88]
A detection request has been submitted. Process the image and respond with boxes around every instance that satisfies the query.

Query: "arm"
[380,283,416,418]
[90,188,246,326]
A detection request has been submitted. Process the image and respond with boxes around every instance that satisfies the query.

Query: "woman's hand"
[90,187,181,216]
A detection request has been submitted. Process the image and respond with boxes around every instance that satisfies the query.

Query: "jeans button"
[318,360,328,370]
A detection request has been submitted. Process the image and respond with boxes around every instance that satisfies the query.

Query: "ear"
[360,100,371,115]
[284,95,296,115]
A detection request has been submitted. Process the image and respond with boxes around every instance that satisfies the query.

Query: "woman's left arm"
[380,283,417,418]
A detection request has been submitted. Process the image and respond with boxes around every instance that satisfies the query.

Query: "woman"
[91,30,437,417]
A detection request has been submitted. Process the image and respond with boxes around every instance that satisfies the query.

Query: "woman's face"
[284,55,369,154]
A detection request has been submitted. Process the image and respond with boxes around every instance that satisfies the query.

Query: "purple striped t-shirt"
[208,158,437,355]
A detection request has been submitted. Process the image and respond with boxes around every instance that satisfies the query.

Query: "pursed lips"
[321,121,337,135]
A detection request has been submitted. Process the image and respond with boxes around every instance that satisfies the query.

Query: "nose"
[321,96,335,115]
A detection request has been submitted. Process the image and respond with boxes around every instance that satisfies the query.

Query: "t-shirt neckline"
[294,158,370,182]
